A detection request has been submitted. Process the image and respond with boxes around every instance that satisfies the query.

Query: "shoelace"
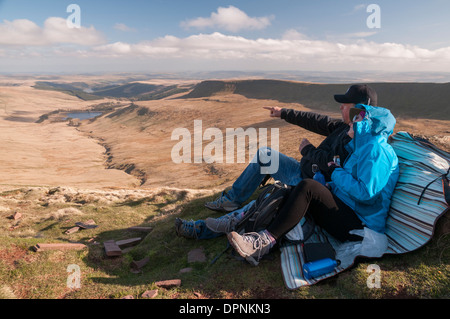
[209,191,236,208]
[212,192,227,207]
[178,219,199,239]
[243,232,269,261]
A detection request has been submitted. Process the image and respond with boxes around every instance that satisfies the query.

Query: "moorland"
[0,73,448,299]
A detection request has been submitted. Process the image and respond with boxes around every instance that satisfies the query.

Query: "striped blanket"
[280,131,450,289]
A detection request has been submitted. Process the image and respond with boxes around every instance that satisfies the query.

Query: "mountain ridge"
[181,79,450,120]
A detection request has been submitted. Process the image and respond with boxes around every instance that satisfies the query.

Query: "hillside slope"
[181,80,450,120]
[33,81,191,101]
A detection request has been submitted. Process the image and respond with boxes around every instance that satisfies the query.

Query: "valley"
[1,74,449,192]
[0,73,449,299]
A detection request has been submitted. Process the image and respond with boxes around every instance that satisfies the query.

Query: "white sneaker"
[227,231,273,266]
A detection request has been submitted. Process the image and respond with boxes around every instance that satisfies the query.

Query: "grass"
[0,186,449,299]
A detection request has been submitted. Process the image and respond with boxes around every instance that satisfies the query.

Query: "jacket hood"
[356,104,396,136]
[352,104,396,146]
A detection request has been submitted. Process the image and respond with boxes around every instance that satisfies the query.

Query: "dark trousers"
[267,179,364,242]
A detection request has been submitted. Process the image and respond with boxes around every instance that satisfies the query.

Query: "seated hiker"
[204,84,378,213]
[175,85,379,239]
[227,104,400,266]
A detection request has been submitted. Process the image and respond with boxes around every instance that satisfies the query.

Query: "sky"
[1,0,450,74]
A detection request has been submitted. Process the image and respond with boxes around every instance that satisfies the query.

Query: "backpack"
[234,180,316,243]
[234,181,292,234]
[210,180,316,264]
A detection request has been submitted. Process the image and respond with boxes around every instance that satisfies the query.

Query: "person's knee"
[296,178,316,190]
[290,179,323,199]
[255,147,271,165]
[257,146,271,157]
[256,147,281,174]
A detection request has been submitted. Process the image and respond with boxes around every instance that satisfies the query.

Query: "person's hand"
[327,161,340,174]
[263,106,282,117]
[327,161,340,168]
[299,138,312,153]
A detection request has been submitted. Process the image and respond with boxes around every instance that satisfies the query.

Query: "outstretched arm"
[263,106,282,118]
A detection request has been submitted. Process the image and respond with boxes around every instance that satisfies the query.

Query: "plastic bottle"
[303,258,340,279]
[312,164,326,185]
[333,155,340,166]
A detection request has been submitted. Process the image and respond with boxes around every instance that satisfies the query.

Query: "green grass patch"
[0,187,449,299]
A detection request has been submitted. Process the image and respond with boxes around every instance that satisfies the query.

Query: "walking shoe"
[227,230,274,266]
[205,214,238,234]
[174,218,200,239]
[204,191,240,212]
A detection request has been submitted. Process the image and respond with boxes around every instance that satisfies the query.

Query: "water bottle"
[303,258,340,279]
[312,164,326,185]
[333,155,341,167]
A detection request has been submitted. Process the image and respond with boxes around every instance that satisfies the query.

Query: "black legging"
[267,179,364,242]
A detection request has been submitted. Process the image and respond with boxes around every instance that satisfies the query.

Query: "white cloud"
[114,23,136,32]
[181,6,273,32]
[345,31,377,38]
[86,32,450,72]
[282,29,310,41]
[352,4,367,13]
[2,16,450,73]
[0,17,105,46]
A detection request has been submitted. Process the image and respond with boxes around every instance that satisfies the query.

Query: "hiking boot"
[227,231,273,266]
[204,191,240,212]
[174,218,200,239]
[205,215,238,234]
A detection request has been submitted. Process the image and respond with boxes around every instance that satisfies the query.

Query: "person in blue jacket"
[227,104,400,266]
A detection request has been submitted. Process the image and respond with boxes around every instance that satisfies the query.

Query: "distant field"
[32,78,450,120]
[181,79,450,120]
[33,81,192,101]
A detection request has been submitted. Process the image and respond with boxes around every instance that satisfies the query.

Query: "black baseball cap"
[334,84,377,106]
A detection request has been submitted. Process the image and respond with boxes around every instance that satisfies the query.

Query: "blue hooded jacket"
[329,104,399,233]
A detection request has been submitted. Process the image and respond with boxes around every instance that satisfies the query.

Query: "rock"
[194,292,203,298]
[131,257,150,270]
[75,219,98,229]
[8,212,22,220]
[155,279,181,289]
[65,226,80,234]
[141,289,158,299]
[116,237,141,248]
[104,240,122,257]
[33,243,87,252]
[188,247,206,263]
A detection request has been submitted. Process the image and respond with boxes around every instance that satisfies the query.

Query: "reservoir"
[64,111,102,120]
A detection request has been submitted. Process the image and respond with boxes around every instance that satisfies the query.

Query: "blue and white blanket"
[280,131,450,289]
